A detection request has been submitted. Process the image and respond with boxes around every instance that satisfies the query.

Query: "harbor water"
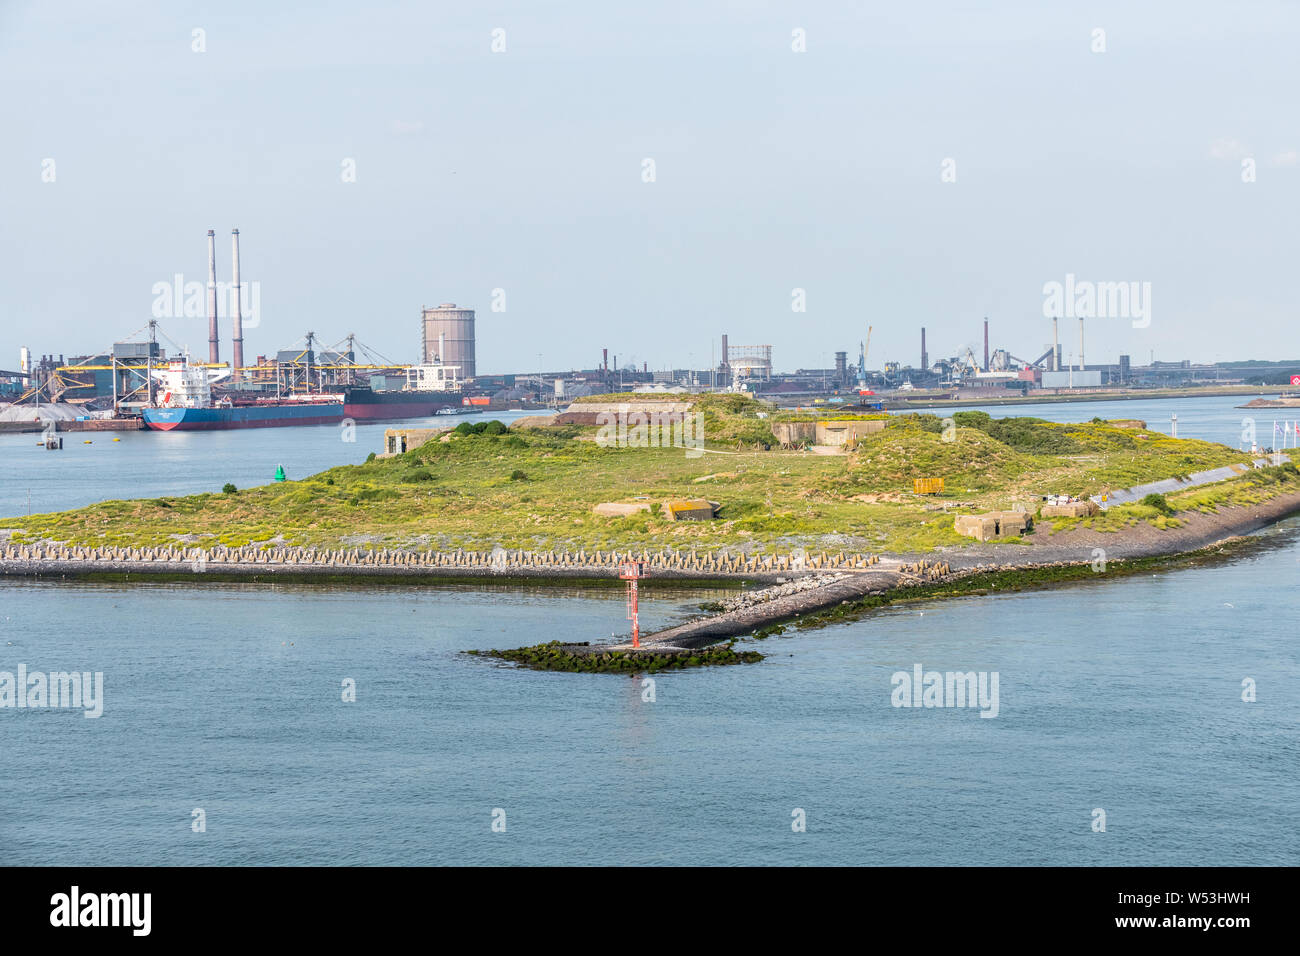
[1,393,1297,865]
[0,409,534,518]
[1,524,1297,866]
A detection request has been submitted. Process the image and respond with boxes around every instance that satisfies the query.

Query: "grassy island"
[5,394,1296,556]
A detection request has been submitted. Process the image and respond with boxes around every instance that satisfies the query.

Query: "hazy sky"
[2,1,1296,375]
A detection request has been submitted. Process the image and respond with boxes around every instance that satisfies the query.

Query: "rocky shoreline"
[3,491,1299,660]
[0,542,875,584]
[627,490,1300,651]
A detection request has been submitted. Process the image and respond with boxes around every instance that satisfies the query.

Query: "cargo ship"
[144,399,343,430]
[142,359,343,431]
[340,362,466,421]
[341,386,461,421]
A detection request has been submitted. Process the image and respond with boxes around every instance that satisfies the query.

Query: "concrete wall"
[1042,501,1099,518]
[772,421,816,445]
[773,419,885,446]
[381,427,447,456]
[555,401,694,425]
[816,419,887,445]
[954,510,1033,541]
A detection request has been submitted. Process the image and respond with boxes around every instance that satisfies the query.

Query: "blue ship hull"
[143,402,344,431]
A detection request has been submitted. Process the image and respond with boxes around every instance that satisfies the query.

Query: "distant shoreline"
[884,384,1283,410]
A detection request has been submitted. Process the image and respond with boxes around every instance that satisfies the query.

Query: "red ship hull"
[342,388,461,422]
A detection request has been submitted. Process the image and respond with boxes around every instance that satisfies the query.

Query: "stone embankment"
[630,489,1300,650]
[717,572,853,612]
[0,542,881,581]
[634,558,951,650]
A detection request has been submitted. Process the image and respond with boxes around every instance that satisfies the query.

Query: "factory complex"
[3,233,1299,432]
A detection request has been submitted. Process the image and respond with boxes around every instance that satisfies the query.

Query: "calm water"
[1,523,1297,866]
[909,393,1295,450]
[0,409,534,518]
[1,393,1297,865]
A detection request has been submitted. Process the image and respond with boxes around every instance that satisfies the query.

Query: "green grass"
[3,398,1287,554]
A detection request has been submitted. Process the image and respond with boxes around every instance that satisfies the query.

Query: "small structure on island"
[381,427,448,457]
[772,418,887,450]
[1040,494,1099,518]
[815,418,886,447]
[954,510,1033,542]
[554,400,694,426]
[662,498,720,521]
[772,421,816,447]
[593,498,720,520]
[913,476,945,495]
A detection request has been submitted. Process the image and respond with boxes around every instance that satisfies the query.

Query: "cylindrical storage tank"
[421,303,476,378]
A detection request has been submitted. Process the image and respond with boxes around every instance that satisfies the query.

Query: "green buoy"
[274,464,286,482]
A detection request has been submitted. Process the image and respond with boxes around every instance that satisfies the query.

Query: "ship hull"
[143,403,344,431]
[342,388,462,422]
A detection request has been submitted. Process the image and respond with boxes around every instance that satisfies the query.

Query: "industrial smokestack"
[983,318,989,372]
[1052,317,1060,371]
[921,327,928,371]
[721,334,729,371]
[230,229,244,375]
[602,348,608,373]
[1078,316,1085,371]
[207,230,219,364]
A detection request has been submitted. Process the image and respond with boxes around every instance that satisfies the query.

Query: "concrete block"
[593,501,653,518]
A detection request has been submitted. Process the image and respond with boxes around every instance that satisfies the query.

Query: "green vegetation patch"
[470,639,763,672]
[7,403,1283,556]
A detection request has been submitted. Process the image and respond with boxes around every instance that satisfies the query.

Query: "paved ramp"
[1093,456,1289,510]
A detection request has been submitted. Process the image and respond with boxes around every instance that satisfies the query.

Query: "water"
[2,392,1297,865]
[0,409,534,518]
[908,393,1296,450]
[1,523,1296,866]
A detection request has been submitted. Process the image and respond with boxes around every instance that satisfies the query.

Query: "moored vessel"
[341,362,463,422]
[142,358,343,430]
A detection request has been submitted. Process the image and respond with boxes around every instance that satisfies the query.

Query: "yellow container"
[912,477,945,495]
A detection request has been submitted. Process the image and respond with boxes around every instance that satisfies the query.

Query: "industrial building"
[11,237,1300,418]
[422,303,476,379]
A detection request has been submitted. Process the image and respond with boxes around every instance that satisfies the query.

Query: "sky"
[1,1,1296,376]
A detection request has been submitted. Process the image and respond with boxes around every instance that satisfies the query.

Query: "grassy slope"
[4,399,1288,554]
